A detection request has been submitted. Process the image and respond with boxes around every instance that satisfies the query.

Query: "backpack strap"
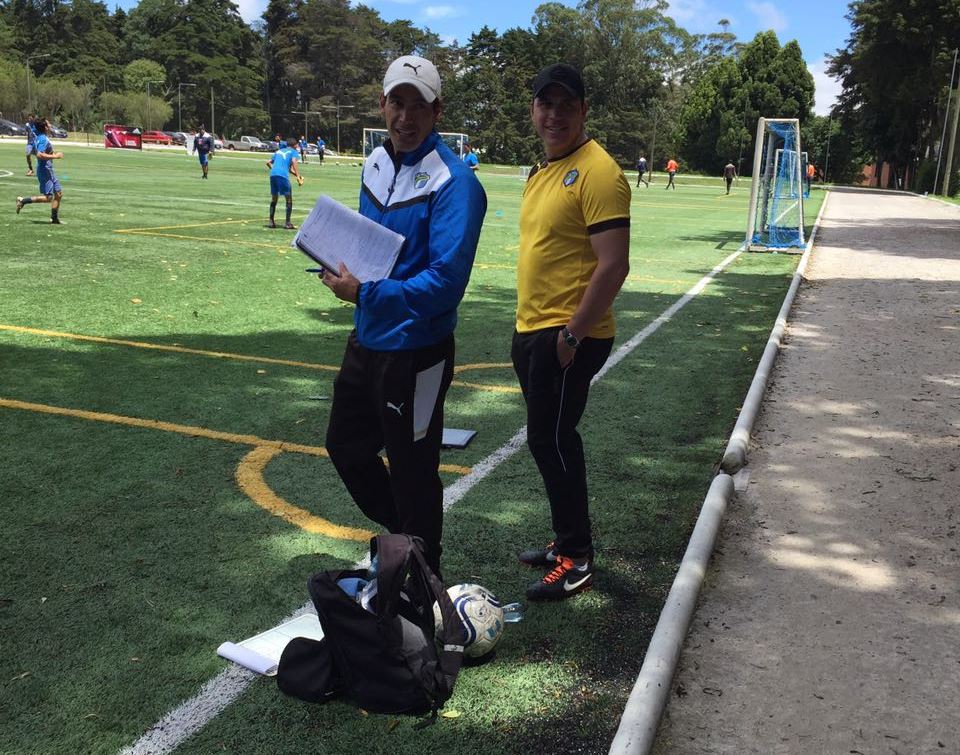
[369,534,412,621]
[407,541,465,705]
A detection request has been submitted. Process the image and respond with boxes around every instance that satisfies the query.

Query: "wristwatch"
[561,326,581,349]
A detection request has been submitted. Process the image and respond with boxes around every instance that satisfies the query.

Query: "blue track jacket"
[356,131,487,351]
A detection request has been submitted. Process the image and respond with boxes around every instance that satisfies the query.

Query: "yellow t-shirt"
[516,139,631,337]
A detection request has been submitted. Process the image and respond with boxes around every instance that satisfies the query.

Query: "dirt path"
[654,188,960,754]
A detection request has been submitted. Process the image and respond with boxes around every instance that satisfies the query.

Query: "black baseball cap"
[532,64,585,101]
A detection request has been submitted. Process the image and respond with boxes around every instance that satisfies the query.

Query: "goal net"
[746,118,805,251]
[362,129,469,158]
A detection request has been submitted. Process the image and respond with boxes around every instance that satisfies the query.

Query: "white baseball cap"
[383,55,441,103]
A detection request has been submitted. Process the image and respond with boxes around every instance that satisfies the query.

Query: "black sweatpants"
[326,332,454,574]
[511,328,613,560]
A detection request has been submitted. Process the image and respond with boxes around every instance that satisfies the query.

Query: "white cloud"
[747,1,787,33]
[808,57,842,116]
[665,0,709,24]
[235,0,267,23]
[665,1,740,37]
[423,5,462,19]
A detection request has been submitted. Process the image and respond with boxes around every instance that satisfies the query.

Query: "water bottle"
[502,602,524,623]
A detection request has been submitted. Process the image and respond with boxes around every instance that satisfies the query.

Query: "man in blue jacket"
[319,55,487,576]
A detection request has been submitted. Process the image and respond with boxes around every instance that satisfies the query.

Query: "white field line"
[0,169,13,179]
[119,246,745,755]
[772,197,800,226]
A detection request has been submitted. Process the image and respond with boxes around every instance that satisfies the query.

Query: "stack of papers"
[217,613,325,676]
[293,195,405,283]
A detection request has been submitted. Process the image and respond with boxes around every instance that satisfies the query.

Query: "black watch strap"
[561,326,581,349]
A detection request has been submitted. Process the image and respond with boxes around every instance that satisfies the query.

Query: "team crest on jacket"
[563,169,579,187]
[414,171,430,189]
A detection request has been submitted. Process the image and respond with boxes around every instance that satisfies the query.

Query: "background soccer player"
[16,118,65,224]
[266,137,303,229]
[192,126,214,179]
[25,115,37,176]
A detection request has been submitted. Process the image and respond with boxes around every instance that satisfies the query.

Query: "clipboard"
[293,195,405,283]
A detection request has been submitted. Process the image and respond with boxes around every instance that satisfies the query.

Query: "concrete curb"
[719,190,831,473]
[608,474,735,754]
[608,193,832,755]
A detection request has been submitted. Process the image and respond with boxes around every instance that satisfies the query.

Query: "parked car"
[141,130,173,145]
[163,131,186,145]
[223,135,271,152]
[0,118,27,136]
[210,134,224,150]
[48,123,68,138]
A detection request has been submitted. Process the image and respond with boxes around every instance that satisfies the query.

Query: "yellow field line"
[235,446,374,542]
[114,229,288,251]
[0,396,470,541]
[0,397,471,475]
[0,324,341,372]
[115,218,255,233]
[0,324,518,392]
[0,396,331,454]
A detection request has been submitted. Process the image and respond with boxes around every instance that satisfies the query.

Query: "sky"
[134,0,852,116]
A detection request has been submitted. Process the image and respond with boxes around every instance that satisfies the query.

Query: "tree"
[828,0,960,189]
[122,91,173,130]
[678,31,814,174]
[223,106,270,137]
[123,59,167,94]
[124,0,265,130]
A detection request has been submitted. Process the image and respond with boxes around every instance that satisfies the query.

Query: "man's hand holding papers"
[321,263,360,303]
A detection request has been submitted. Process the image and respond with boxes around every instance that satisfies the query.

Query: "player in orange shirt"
[805,162,816,194]
[665,158,678,190]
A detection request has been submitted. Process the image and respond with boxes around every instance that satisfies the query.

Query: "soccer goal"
[745,118,805,251]
[362,128,469,158]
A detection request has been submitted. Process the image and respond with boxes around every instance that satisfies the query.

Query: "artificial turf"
[0,140,823,754]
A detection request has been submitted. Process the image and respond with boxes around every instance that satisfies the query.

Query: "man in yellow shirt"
[513,63,631,601]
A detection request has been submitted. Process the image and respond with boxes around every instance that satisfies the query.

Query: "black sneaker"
[518,541,558,567]
[265,222,277,229]
[284,222,296,230]
[526,556,593,601]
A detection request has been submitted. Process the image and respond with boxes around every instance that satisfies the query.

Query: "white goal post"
[362,128,469,159]
[745,117,805,252]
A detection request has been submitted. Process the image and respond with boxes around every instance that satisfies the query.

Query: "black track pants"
[326,332,454,574]
[511,328,612,560]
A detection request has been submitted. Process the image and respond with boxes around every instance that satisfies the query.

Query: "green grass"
[0,142,823,754]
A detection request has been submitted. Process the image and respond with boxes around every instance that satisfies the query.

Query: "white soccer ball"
[434,583,505,658]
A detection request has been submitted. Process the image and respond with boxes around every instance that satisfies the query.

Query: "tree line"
[0,0,957,190]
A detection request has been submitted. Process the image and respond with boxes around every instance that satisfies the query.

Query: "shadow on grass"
[1,265,802,754]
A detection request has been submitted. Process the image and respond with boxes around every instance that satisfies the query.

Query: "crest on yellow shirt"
[562,169,579,187]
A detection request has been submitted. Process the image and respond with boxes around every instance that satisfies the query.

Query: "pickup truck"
[223,135,270,152]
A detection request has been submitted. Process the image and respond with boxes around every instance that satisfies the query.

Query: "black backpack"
[276,534,466,716]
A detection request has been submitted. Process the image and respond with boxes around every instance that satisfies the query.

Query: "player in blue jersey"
[298,135,307,163]
[25,115,37,176]
[16,118,65,224]
[191,125,214,179]
[266,137,303,229]
[462,141,479,171]
[315,136,325,165]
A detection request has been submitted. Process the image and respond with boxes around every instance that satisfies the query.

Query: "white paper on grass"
[293,194,405,283]
[216,612,325,676]
[441,428,477,448]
